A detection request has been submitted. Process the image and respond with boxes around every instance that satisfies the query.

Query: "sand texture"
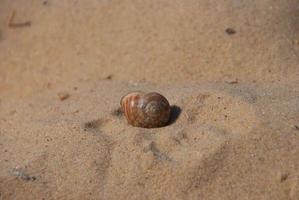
[1,0,299,200]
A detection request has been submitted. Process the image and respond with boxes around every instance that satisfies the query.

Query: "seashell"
[120,91,171,128]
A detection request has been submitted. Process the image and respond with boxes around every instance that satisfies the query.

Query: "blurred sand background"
[1,0,299,199]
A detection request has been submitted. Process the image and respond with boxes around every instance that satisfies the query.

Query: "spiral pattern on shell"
[120,92,171,128]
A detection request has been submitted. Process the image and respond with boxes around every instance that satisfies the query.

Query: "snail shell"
[120,92,171,128]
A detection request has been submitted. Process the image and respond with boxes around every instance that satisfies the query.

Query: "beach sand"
[0,0,299,199]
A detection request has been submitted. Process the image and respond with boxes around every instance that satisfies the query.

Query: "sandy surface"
[1,0,299,199]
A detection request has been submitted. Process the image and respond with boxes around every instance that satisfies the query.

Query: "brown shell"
[120,92,171,128]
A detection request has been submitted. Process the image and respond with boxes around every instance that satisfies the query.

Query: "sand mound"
[1,81,298,199]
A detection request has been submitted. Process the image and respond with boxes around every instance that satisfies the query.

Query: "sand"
[0,0,299,199]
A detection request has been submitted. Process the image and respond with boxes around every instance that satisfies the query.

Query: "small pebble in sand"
[104,74,113,80]
[58,92,70,101]
[225,28,236,35]
[280,173,289,182]
[83,118,108,131]
[225,78,238,84]
[84,119,102,129]
[12,166,36,181]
